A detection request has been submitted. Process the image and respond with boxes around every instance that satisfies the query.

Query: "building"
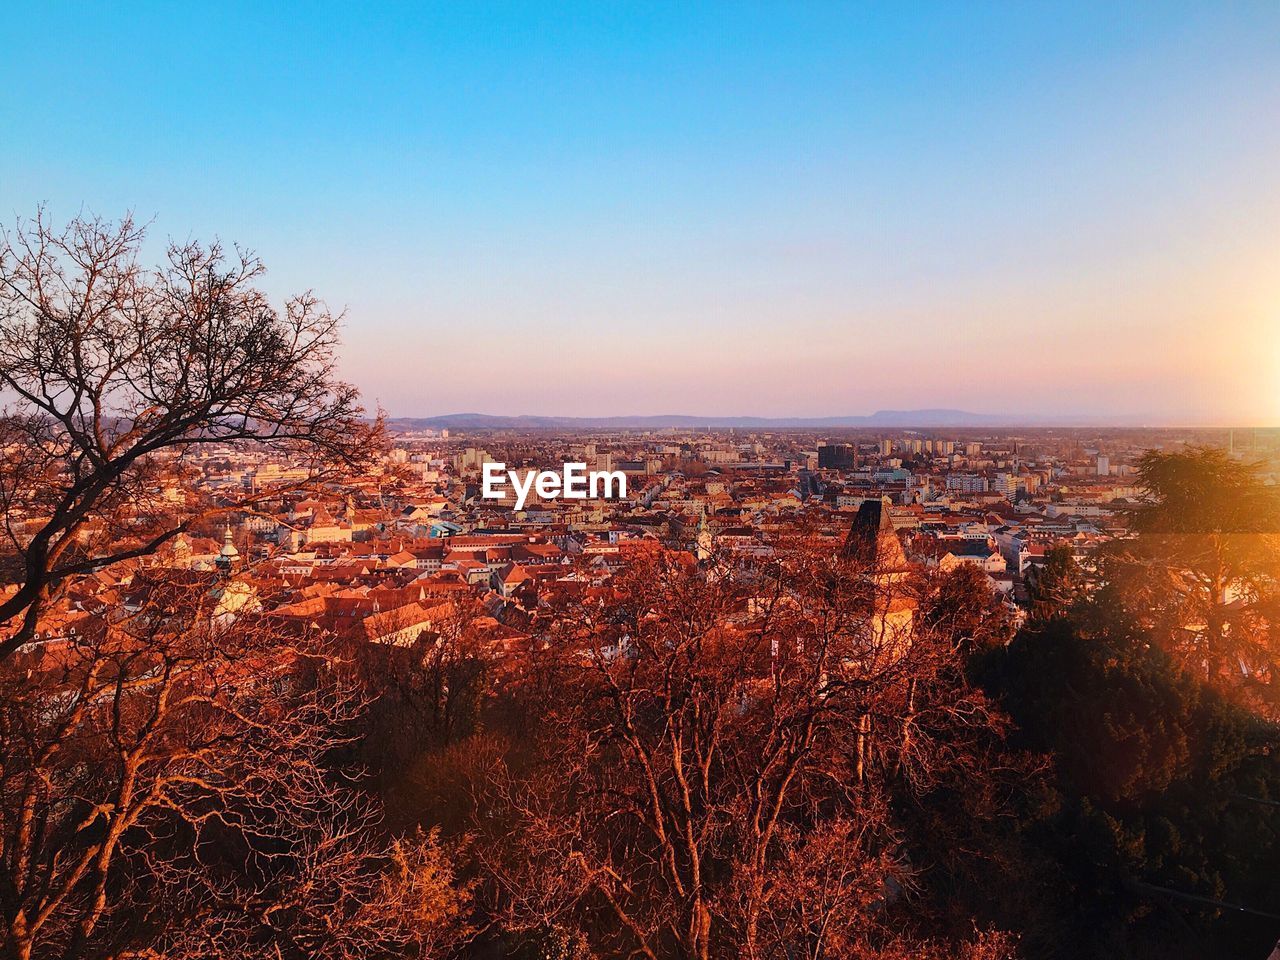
[842,497,915,650]
[818,443,856,470]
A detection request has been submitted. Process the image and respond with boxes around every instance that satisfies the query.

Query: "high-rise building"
[818,443,856,470]
[945,473,989,493]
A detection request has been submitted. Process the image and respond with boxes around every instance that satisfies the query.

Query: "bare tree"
[356,599,496,761]
[0,579,471,960]
[0,210,380,662]
[475,546,1017,960]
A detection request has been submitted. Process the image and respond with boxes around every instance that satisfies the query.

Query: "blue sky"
[3,2,1279,422]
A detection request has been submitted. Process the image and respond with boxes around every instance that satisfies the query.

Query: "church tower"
[215,524,241,576]
[694,512,713,562]
[842,496,908,573]
[842,496,915,651]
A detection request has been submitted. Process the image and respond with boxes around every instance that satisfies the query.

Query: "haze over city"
[3,2,1278,424]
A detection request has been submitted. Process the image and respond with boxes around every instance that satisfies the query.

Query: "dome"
[219,525,240,559]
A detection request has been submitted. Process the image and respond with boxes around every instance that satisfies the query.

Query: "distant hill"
[386,409,1022,431]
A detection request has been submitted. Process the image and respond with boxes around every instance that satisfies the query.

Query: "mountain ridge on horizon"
[383,409,1164,430]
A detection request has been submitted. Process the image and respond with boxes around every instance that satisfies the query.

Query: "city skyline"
[5,6,1280,948]
[384,410,1280,429]
[3,2,1279,423]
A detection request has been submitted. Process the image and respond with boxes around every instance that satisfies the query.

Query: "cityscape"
[3,4,1280,960]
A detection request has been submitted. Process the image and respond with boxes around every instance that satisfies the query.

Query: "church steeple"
[694,512,713,562]
[215,524,240,575]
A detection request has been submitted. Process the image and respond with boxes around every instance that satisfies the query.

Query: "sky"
[2,2,1279,424]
